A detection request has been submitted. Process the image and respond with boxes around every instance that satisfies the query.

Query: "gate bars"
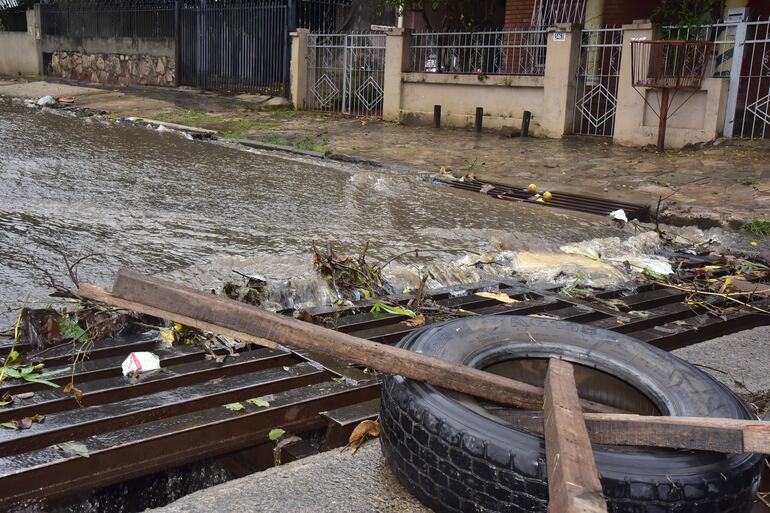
[735,20,770,139]
[178,1,288,96]
[665,18,770,140]
[305,33,386,117]
[572,27,623,137]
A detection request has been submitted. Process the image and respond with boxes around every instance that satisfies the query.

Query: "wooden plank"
[79,283,278,349]
[493,410,770,455]
[78,272,624,414]
[544,358,609,513]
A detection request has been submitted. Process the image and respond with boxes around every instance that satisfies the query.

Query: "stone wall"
[49,51,175,86]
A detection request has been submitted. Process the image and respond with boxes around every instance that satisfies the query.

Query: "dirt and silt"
[0,97,765,328]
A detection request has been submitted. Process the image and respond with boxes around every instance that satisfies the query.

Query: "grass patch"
[153,108,222,125]
[296,135,333,155]
[744,217,770,237]
[152,109,281,137]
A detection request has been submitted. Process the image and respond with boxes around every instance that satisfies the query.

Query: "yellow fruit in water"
[543,191,553,201]
[527,183,537,193]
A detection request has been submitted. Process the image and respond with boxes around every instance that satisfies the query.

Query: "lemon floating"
[543,191,553,201]
[527,183,537,193]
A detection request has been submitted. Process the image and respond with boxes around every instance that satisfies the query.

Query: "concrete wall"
[41,36,174,57]
[290,21,735,148]
[42,36,175,87]
[0,9,42,76]
[628,78,728,148]
[613,21,728,148]
[400,74,544,132]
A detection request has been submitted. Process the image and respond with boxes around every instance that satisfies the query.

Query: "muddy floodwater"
[0,99,627,325]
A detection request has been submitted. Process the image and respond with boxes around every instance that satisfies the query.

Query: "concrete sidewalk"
[2,77,769,229]
[147,441,430,513]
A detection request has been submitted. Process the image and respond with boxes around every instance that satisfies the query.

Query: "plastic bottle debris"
[609,209,628,223]
[121,352,161,376]
[36,96,56,106]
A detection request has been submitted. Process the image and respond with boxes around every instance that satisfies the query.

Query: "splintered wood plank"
[79,272,625,413]
[544,358,609,513]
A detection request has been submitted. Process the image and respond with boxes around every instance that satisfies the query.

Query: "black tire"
[379,316,763,513]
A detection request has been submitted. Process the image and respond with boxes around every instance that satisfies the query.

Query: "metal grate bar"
[409,28,547,76]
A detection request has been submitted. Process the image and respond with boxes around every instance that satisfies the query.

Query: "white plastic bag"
[609,209,628,223]
[121,352,161,376]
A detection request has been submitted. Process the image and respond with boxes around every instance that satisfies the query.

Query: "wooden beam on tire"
[494,410,770,455]
[544,358,609,513]
[78,270,625,414]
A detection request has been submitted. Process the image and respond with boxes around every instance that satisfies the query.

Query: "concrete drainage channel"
[1,256,769,512]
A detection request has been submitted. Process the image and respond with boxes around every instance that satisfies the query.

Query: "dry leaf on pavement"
[348,419,380,454]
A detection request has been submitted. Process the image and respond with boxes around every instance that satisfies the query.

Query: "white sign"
[552,32,566,42]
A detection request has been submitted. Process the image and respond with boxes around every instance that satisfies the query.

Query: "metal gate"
[667,19,770,139]
[732,19,770,139]
[305,33,386,117]
[179,1,288,96]
[572,27,623,137]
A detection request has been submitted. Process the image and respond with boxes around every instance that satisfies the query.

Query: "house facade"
[404,0,770,31]
[509,0,770,27]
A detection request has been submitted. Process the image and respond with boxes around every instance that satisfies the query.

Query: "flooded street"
[1,99,627,324]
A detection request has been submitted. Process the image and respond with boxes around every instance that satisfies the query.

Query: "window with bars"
[530,0,586,26]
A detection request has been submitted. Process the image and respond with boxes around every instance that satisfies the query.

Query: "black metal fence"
[179,1,288,94]
[38,0,352,96]
[297,0,349,32]
[0,7,28,32]
[40,4,174,38]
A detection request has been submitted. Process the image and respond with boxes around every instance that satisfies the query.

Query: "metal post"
[522,110,531,137]
[723,21,747,138]
[174,0,181,87]
[284,0,297,99]
[475,107,483,132]
[341,35,349,115]
[434,105,441,128]
[657,88,669,151]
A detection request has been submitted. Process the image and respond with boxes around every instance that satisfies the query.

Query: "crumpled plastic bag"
[609,209,628,223]
[121,352,161,376]
[37,95,56,106]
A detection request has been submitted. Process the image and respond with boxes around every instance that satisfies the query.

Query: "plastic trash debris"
[37,95,56,106]
[121,352,161,376]
[54,96,75,104]
[609,209,628,223]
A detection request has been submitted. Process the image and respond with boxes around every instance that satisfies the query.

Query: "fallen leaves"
[0,365,70,388]
[51,441,90,458]
[0,391,34,407]
[1,414,45,430]
[63,382,84,405]
[268,428,286,441]
[401,313,425,328]
[223,402,245,412]
[475,291,520,304]
[348,419,380,454]
[370,303,416,318]
[247,397,270,408]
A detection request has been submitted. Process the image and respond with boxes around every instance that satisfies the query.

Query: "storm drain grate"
[434,177,651,220]
[1,258,767,509]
